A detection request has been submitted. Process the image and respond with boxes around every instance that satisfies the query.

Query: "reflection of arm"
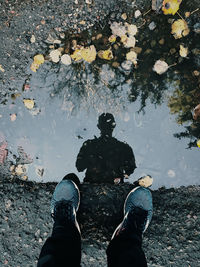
[76,141,89,172]
[123,144,137,176]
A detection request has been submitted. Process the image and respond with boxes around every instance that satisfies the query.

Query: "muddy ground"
[0,177,200,267]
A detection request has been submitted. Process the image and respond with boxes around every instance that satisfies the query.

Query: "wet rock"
[149,21,156,31]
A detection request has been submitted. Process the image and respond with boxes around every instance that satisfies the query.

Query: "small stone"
[121,13,127,20]
[149,21,156,30]
[134,10,141,19]
[112,62,120,68]
[41,19,46,25]
[170,48,176,54]
[79,20,86,25]
[193,70,200,76]
[30,35,36,43]
[85,0,92,4]
[159,38,165,45]
[121,60,132,71]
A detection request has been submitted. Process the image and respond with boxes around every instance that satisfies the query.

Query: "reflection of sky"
[0,64,199,189]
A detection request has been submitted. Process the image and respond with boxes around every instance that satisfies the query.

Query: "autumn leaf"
[98,48,114,60]
[30,62,39,72]
[34,54,44,65]
[179,44,188,57]
[162,0,182,15]
[153,60,169,74]
[126,51,137,65]
[197,140,200,148]
[81,45,97,63]
[171,19,190,39]
[23,99,35,110]
[108,35,116,43]
[71,48,83,62]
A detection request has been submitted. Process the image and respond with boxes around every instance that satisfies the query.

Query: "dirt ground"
[0,177,200,266]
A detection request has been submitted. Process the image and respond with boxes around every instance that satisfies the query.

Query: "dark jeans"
[37,222,147,267]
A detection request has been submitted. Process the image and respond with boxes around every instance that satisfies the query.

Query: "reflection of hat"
[97,113,116,131]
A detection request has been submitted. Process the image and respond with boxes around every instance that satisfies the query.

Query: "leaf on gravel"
[0,141,8,164]
[126,51,137,65]
[162,0,182,15]
[171,19,190,39]
[23,99,35,110]
[197,140,200,148]
[10,113,17,121]
[81,45,97,63]
[98,48,113,60]
[179,44,188,57]
[61,54,72,65]
[0,64,5,72]
[153,60,169,74]
[138,175,153,187]
[49,49,61,63]
[30,62,39,72]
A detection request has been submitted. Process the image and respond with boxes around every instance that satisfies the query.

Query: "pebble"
[149,21,156,31]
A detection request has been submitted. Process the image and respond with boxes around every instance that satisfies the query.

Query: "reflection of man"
[76,113,136,184]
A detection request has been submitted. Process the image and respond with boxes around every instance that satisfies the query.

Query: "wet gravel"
[0,177,200,267]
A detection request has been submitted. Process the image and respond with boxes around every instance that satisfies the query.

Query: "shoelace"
[53,199,74,223]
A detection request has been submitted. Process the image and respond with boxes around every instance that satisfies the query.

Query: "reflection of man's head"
[97,113,116,137]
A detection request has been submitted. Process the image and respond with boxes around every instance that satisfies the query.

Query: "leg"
[37,177,81,267]
[106,186,153,267]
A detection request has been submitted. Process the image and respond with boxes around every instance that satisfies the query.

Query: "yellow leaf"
[126,51,137,65]
[30,62,39,72]
[98,48,113,60]
[34,54,45,65]
[171,19,190,39]
[162,0,182,15]
[0,64,5,72]
[23,99,35,110]
[80,45,97,63]
[197,140,200,148]
[179,45,188,57]
[71,49,83,61]
[108,35,116,43]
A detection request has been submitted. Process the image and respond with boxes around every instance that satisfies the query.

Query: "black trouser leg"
[37,223,81,267]
[106,232,147,267]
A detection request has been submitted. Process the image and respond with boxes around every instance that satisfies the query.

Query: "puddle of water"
[0,11,200,189]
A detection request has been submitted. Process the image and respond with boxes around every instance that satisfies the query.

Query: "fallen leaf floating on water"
[197,140,200,148]
[0,64,5,72]
[162,0,182,15]
[179,44,188,57]
[61,54,72,65]
[23,99,35,110]
[81,45,97,63]
[171,19,190,39]
[126,51,137,65]
[98,48,113,60]
[153,60,169,74]
[49,49,61,63]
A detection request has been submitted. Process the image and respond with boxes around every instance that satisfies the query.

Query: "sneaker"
[50,179,80,229]
[112,186,153,239]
